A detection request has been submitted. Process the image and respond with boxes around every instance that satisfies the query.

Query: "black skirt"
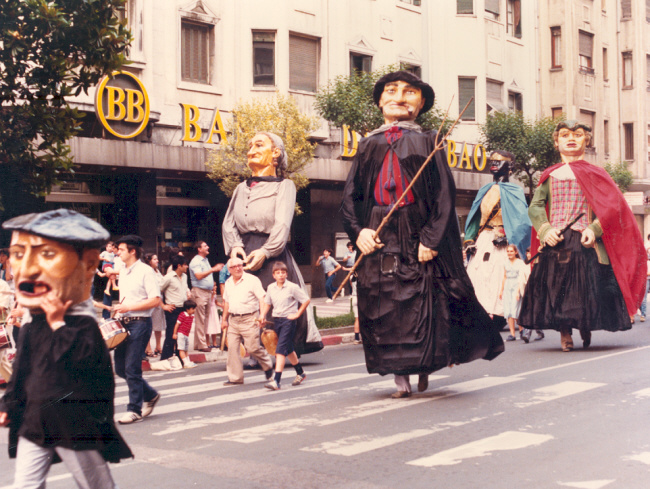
[519,229,630,332]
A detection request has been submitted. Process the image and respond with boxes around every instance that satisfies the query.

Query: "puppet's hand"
[230,247,246,261]
[418,243,438,262]
[41,292,72,329]
[544,228,564,247]
[357,228,384,255]
[581,228,595,248]
[244,249,266,271]
[0,412,9,427]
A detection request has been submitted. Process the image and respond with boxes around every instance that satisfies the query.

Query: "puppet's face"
[9,231,98,312]
[556,128,588,158]
[489,153,511,181]
[247,134,281,177]
[378,81,425,124]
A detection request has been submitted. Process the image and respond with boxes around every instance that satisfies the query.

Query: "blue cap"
[3,209,110,248]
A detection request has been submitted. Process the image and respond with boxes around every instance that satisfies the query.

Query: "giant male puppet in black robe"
[341,71,504,398]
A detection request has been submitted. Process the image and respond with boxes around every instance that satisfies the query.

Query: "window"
[399,0,421,5]
[647,55,650,90]
[400,62,422,78]
[253,32,275,86]
[350,52,372,75]
[604,120,610,155]
[458,77,476,120]
[624,123,634,160]
[551,107,563,119]
[621,0,631,20]
[551,27,562,68]
[507,0,522,38]
[289,34,320,93]
[181,21,212,84]
[579,110,595,147]
[457,0,473,15]
[578,30,594,74]
[485,0,500,17]
[647,0,650,21]
[603,48,609,81]
[508,91,522,112]
[486,79,504,112]
[622,51,633,88]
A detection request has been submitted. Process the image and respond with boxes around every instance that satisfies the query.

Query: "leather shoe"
[417,374,429,392]
[223,380,243,386]
[580,330,592,349]
[391,390,411,399]
[198,348,211,352]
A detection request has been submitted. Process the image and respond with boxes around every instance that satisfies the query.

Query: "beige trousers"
[191,287,212,350]
[226,313,272,383]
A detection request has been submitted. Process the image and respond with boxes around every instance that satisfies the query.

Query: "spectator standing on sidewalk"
[221,257,274,386]
[159,254,191,361]
[172,300,198,369]
[0,209,132,487]
[259,261,310,390]
[111,235,162,424]
[143,253,165,356]
[189,241,223,352]
[316,249,341,302]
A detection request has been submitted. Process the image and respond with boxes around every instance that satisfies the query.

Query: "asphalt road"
[2,325,650,489]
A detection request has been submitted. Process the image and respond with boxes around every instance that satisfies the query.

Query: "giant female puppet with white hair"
[222,132,323,354]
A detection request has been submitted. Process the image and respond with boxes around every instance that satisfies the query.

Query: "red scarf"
[530,161,646,315]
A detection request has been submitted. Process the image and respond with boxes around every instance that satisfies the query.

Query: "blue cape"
[464,182,532,258]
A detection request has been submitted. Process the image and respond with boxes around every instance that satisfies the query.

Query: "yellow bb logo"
[95,71,150,139]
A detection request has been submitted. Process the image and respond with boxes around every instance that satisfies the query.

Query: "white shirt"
[223,272,265,315]
[264,280,309,317]
[118,260,161,317]
[160,271,190,307]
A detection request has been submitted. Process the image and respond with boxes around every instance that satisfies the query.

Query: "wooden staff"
[332,98,472,300]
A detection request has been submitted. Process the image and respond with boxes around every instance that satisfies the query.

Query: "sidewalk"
[143,295,357,371]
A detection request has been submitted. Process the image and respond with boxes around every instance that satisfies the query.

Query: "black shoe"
[223,380,244,386]
[521,329,531,344]
[506,335,516,341]
[534,331,545,341]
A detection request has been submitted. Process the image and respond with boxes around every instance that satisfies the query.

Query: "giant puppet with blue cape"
[464,153,532,317]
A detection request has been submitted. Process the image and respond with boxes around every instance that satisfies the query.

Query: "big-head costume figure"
[464,151,532,317]
[519,121,646,351]
[0,209,131,488]
[341,71,504,398]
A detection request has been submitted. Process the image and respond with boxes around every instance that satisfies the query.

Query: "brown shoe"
[560,330,574,352]
[391,390,411,399]
[223,380,244,386]
[417,374,429,392]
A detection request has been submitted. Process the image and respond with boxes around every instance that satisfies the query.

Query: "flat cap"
[555,119,592,133]
[116,234,143,247]
[3,209,109,247]
[373,70,435,115]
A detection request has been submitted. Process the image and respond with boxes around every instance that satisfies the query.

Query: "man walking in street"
[189,241,223,352]
[112,235,162,424]
[221,257,274,385]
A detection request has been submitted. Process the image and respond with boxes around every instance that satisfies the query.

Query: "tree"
[480,111,560,199]
[314,65,453,136]
[206,94,319,205]
[604,161,634,192]
[0,0,131,217]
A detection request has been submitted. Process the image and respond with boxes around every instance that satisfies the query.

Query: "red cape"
[529,161,646,316]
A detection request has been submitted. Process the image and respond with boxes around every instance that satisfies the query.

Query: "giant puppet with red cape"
[519,121,646,351]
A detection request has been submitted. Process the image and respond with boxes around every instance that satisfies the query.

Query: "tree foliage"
[604,161,635,192]
[480,111,560,199]
[314,65,453,136]
[0,0,131,215]
[206,94,319,202]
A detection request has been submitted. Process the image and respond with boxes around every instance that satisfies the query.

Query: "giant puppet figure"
[0,209,132,488]
[519,121,646,351]
[341,71,504,399]
[464,151,532,317]
[222,132,323,355]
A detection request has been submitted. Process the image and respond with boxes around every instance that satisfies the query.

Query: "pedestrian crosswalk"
[111,346,650,486]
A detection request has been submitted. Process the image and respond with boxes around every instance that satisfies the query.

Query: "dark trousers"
[325,273,336,299]
[160,308,182,360]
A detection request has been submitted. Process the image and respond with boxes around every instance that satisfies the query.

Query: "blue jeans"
[640,278,650,317]
[114,318,158,415]
[325,273,336,299]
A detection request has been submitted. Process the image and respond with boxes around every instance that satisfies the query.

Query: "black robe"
[341,128,504,376]
[0,315,132,463]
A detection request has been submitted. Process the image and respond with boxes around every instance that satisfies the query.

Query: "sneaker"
[641,316,646,322]
[118,411,143,424]
[353,339,362,345]
[291,373,307,386]
[141,393,160,418]
[505,334,516,341]
[325,299,333,303]
[265,380,280,390]
[183,361,197,369]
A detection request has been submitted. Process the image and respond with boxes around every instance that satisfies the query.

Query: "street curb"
[141,331,357,369]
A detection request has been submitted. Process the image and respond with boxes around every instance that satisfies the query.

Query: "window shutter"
[457,0,473,15]
[459,78,476,120]
[485,0,500,15]
[486,80,502,103]
[290,35,319,92]
[578,31,593,58]
[621,0,631,18]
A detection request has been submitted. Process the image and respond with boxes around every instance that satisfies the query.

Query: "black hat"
[373,70,435,115]
[2,209,109,248]
[116,234,144,247]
